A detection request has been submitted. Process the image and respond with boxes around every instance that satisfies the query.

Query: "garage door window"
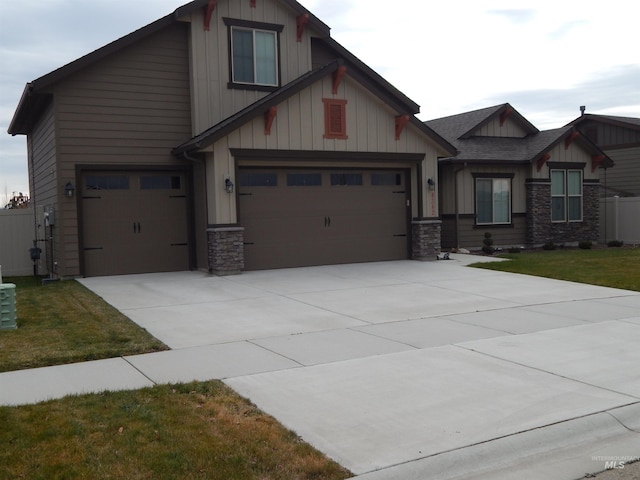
[239,172,278,187]
[140,176,181,190]
[287,173,322,186]
[371,173,402,186]
[86,175,129,190]
[331,173,363,186]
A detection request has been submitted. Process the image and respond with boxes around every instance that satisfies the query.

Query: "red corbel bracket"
[499,106,513,126]
[332,66,347,94]
[296,14,309,42]
[250,0,256,7]
[591,154,605,172]
[537,153,551,172]
[203,0,216,31]
[564,130,579,149]
[264,106,278,135]
[395,115,410,140]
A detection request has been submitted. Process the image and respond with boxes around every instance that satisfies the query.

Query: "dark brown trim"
[599,142,640,150]
[472,172,515,179]
[548,162,587,170]
[222,17,285,32]
[584,179,600,185]
[230,148,425,163]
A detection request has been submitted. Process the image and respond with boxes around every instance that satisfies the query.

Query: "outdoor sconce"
[427,178,436,190]
[224,177,234,194]
[64,182,75,198]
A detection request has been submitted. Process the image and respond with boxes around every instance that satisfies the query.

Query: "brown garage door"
[81,171,190,276]
[239,169,409,270]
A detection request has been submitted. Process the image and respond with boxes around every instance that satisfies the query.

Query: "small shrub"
[543,242,556,251]
[579,241,593,250]
[608,240,624,247]
[482,232,494,255]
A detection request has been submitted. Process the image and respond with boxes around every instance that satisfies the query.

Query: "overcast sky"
[1,0,639,203]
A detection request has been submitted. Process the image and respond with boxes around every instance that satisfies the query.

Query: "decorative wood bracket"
[296,14,309,42]
[264,106,278,135]
[332,66,347,94]
[395,115,410,141]
[591,154,605,172]
[250,0,256,7]
[499,106,513,126]
[537,153,551,172]
[203,0,216,31]
[564,130,579,149]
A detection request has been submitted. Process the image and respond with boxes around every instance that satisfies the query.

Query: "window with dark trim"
[224,18,282,90]
[331,173,362,186]
[85,175,129,190]
[475,176,511,225]
[551,169,582,222]
[371,173,402,186]
[140,175,181,190]
[238,172,278,187]
[287,173,322,186]
[323,99,348,139]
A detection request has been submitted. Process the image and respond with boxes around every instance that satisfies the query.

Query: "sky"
[1,0,639,204]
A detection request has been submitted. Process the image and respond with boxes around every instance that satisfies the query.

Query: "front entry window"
[476,177,511,225]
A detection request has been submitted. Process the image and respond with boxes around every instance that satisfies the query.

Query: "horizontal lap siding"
[603,147,640,195]
[442,215,527,250]
[53,23,191,276]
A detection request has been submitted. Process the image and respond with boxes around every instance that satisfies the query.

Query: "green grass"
[470,247,640,292]
[0,381,352,480]
[0,277,167,372]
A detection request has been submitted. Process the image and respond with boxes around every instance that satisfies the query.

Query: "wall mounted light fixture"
[224,177,234,194]
[427,178,436,190]
[65,182,75,198]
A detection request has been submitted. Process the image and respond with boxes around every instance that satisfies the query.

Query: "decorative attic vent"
[323,99,348,139]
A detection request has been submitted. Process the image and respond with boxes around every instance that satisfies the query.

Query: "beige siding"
[474,116,528,138]
[187,0,317,134]
[601,146,640,196]
[532,141,599,180]
[204,76,443,224]
[51,23,192,276]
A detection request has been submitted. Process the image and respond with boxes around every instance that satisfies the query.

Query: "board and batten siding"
[205,75,443,224]
[530,141,599,181]
[50,22,192,277]
[473,116,529,138]
[602,146,640,196]
[186,0,318,135]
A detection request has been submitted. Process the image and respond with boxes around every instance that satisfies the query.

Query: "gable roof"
[8,0,331,135]
[426,103,538,141]
[567,113,640,131]
[426,106,613,167]
[173,59,456,156]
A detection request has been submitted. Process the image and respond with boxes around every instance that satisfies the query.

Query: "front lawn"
[470,247,640,292]
[0,277,167,372]
[0,381,352,480]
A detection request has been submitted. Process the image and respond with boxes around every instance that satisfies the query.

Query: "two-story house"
[8,0,455,277]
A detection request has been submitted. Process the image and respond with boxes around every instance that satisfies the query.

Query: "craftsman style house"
[9,0,455,277]
[568,113,640,197]
[426,104,613,250]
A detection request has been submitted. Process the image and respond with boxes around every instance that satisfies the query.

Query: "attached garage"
[80,170,191,276]
[238,168,410,270]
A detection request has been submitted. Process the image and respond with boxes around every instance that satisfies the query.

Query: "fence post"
[614,196,620,242]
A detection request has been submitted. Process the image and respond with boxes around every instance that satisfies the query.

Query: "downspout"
[453,163,466,249]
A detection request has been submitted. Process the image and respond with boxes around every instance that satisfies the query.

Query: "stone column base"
[207,226,244,275]
[412,220,441,260]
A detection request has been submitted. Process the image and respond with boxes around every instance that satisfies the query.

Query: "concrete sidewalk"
[1,255,639,479]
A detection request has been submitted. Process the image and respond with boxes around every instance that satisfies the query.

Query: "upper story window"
[224,18,283,90]
[475,176,512,225]
[551,169,582,222]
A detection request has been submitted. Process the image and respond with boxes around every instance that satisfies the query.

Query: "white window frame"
[230,26,278,87]
[475,177,512,225]
[551,169,583,223]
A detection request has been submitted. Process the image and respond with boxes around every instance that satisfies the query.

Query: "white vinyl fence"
[0,208,34,277]
[600,197,640,245]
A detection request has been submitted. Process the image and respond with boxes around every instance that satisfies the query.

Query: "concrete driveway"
[5,255,640,479]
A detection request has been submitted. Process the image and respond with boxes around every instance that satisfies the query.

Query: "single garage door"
[239,168,409,270]
[81,171,190,276]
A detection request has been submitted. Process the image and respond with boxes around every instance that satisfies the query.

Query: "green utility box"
[0,283,17,330]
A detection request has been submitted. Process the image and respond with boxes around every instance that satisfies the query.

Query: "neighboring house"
[567,113,640,197]
[425,104,613,250]
[8,0,455,277]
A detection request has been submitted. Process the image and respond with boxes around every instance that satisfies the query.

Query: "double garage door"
[81,171,190,277]
[239,168,410,270]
